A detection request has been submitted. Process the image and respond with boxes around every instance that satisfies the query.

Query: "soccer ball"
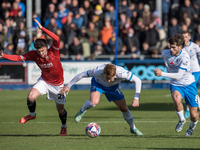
[85,122,101,138]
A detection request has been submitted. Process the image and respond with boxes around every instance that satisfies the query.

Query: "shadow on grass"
[96,103,177,111]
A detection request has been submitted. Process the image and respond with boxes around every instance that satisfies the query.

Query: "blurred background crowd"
[1,0,200,60]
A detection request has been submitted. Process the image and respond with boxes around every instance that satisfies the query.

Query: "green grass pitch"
[0,89,200,150]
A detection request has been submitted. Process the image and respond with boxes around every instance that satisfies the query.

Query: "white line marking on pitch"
[1,121,177,124]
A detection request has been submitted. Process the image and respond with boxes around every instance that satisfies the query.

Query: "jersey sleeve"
[87,65,105,77]
[194,44,200,58]
[3,54,23,61]
[3,51,36,62]
[41,27,60,50]
[119,67,142,99]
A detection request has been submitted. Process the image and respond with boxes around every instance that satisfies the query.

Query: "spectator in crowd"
[59,40,69,59]
[42,3,56,25]
[180,12,189,25]
[194,24,200,41]
[133,18,145,48]
[98,0,106,12]
[131,10,139,26]
[4,18,14,43]
[141,42,151,56]
[62,12,73,45]
[72,11,84,29]
[69,36,83,60]
[142,4,152,26]
[86,21,99,53]
[79,26,91,58]
[65,0,72,10]
[16,30,29,54]
[118,45,127,55]
[151,48,159,58]
[130,46,140,59]
[100,20,113,54]
[79,7,88,27]
[70,0,79,15]
[104,4,116,26]
[162,0,171,26]
[185,17,195,39]
[119,13,127,39]
[168,17,181,38]
[137,2,144,18]
[44,11,62,29]
[126,3,136,18]
[3,43,14,55]
[15,10,26,28]
[57,3,69,26]
[144,22,160,49]
[107,31,123,55]
[124,28,140,54]
[3,25,13,50]
[91,13,103,32]
[65,23,77,48]
[9,1,21,18]
[91,40,105,59]
[0,23,6,50]
[13,21,28,50]
[46,17,60,34]
[28,33,37,51]
[119,0,128,14]
[94,4,104,28]
[15,0,25,17]
[83,0,94,21]
[179,0,196,21]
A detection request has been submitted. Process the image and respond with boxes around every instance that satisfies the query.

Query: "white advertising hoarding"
[28,61,110,85]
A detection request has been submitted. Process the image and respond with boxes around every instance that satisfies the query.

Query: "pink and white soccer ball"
[85,122,101,138]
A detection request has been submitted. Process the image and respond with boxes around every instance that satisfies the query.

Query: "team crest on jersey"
[183,61,188,66]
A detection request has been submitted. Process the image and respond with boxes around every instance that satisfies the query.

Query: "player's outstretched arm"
[0,50,3,58]
[33,18,42,29]
[34,18,59,43]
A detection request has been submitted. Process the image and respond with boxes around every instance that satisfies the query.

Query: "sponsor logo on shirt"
[170,61,174,65]
[39,62,53,68]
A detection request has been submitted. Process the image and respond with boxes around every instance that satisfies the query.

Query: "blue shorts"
[170,82,199,107]
[90,77,124,102]
[192,72,200,83]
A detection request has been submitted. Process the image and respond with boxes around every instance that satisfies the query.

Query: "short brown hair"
[103,64,116,79]
[168,34,185,47]
[34,38,47,49]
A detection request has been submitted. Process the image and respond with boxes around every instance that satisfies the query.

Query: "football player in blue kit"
[182,30,200,119]
[154,34,199,136]
[60,63,143,136]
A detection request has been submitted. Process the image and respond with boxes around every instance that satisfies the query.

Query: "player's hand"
[132,99,139,107]
[0,50,4,58]
[154,68,162,76]
[33,18,42,29]
[60,85,70,95]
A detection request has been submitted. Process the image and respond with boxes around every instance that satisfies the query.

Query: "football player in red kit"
[0,19,67,136]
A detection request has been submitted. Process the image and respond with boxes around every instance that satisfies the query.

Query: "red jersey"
[3,27,64,86]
